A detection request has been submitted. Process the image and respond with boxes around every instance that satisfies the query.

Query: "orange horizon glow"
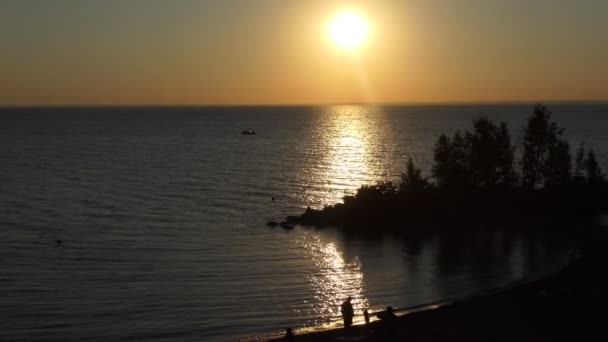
[1,0,607,106]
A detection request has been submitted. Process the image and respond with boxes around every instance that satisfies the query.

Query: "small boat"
[241,130,256,135]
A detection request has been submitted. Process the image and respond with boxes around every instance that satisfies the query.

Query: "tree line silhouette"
[287,104,607,233]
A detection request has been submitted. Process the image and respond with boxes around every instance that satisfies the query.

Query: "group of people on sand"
[341,296,396,328]
[283,296,397,340]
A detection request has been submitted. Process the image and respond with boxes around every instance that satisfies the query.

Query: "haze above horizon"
[2,0,607,106]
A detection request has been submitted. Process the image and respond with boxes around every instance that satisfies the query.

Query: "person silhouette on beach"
[341,296,354,328]
[376,306,397,340]
[284,327,294,341]
[376,306,396,321]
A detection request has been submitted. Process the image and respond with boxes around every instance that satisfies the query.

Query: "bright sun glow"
[328,12,369,50]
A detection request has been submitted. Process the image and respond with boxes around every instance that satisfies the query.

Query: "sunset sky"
[2,0,607,106]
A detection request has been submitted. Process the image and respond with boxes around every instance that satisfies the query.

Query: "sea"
[1,103,607,341]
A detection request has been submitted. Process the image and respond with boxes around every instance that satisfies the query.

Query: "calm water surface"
[1,104,607,341]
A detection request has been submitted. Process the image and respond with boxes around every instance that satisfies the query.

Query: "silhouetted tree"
[432,131,469,187]
[585,149,605,183]
[433,118,517,188]
[574,142,586,180]
[544,139,571,187]
[451,132,469,181]
[466,117,517,187]
[400,157,428,193]
[572,143,604,184]
[432,134,451,187]
[521,104,570,188]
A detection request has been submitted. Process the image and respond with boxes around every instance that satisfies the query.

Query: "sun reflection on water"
[297,232,369,328]
[302,105,389,208]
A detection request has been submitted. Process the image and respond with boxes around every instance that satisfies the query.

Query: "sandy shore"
[271,226,608,341]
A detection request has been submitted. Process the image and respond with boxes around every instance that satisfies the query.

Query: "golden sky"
[1,0,607,106]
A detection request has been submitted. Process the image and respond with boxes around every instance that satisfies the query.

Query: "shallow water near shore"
[1,104,606,341]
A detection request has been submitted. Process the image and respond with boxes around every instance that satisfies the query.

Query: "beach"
[272,225,608,341]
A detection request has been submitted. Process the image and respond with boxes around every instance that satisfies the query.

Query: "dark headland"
[284,104,608,232]
[271,104,608,341]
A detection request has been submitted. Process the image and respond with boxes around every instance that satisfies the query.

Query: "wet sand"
[273,226,608,341]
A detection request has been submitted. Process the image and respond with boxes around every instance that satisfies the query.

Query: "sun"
[328,11,369,50]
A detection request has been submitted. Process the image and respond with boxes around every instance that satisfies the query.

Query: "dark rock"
[279,221,294,230]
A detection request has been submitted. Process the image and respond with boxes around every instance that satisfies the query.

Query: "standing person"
[377,306,397,340]
[341,296,354,328]
[363,309,370,327]
[284,327,294,341]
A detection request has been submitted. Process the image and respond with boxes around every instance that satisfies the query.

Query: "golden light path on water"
[301,105,392,208]
[295,231,370,331]
[327,110,370,189]
[295,105,393,331]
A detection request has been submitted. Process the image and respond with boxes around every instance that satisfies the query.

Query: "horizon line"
[1,99,608,109]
